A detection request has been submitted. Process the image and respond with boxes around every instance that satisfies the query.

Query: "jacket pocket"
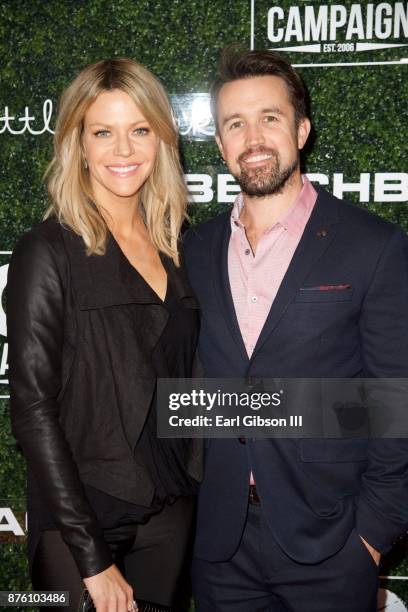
[300,438,368,462]
[295,288,354,303]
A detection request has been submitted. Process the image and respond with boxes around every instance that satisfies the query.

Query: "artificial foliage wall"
[0,0,407,609]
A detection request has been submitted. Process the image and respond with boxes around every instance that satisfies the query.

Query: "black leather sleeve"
[7,228,113,578]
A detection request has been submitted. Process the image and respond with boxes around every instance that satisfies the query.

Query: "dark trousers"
[32,497,194,612]
[192,504,379,612]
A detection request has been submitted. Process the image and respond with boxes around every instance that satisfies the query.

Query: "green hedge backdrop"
[0,0,407,609]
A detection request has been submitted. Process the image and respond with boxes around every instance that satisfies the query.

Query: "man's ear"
[297,117,311,150]
[215,132,225,160]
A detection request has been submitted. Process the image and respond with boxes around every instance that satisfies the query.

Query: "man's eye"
[229,121,243,130]
[264,115,277,123]
[94,130,110,137]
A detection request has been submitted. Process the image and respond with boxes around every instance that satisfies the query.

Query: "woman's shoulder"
[16,216,65,248]
[13,216,82,256]
[10,217,71,279]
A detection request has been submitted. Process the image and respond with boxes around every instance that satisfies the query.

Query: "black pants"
[32,497,194,612]
[192,503,379,612]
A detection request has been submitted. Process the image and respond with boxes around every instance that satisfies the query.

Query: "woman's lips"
[106,164,140,177]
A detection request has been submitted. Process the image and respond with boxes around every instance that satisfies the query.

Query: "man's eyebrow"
[221,107,285,128]
[261,107,285,116]
[221,113,242,127]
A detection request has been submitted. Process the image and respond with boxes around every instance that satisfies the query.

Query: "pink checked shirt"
[228,177,317,485]
[228,176,318,359]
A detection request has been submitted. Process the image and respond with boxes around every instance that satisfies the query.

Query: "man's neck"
[240,171,303,234]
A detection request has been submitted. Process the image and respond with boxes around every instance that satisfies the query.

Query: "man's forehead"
[217,75,292,120]
[217,75,292,111]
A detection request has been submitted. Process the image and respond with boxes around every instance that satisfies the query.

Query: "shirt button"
[245,248,251,255]
[251,296,258,303]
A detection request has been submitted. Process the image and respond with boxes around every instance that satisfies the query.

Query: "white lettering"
[0,263,8,337]
[394,2,408,37]
[375,3,393,39]
[0,508,25,536]
[366,3,374,38]
[330,5,348,40]
[183,173,407,204]
[285,6,303,41]
[374,173,408,202]
[266,3,407,43]
[0,343,8,377]
[346,4,365,39]
[0,100,54,135]
[304,5,328,41]
[0,108,18,135]
[217,174,240,203]
[333,173,370,201]
[267,7,285,43]
[185,174,213,203]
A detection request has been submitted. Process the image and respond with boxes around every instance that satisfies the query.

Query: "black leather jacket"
[7,218,202,578]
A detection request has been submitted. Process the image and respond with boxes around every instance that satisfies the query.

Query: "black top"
[28,257,199,534]
[83,276,199,529]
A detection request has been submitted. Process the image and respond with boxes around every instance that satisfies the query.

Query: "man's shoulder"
[183,210,230,251]
[317,186,404,243]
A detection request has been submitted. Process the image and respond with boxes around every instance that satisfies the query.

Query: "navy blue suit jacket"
[184,186,408,564]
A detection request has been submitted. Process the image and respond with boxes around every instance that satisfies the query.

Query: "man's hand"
[83,564,135,611]
[360,536,381,566]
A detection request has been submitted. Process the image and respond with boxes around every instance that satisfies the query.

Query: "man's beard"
[234,147,298,197]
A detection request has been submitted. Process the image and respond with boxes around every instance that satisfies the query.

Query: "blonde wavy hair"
[45,58,188,265]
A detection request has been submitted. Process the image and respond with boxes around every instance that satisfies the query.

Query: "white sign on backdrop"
[186,173,408,203]
[0,99,53,135]
[251,1,408,67]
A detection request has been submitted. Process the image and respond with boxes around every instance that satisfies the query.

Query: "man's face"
[215,75,310,197]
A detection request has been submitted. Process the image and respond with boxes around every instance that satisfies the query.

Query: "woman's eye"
[134,127,149,135]
[93,127,150,137]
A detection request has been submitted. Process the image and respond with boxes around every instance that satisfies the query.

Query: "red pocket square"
[300,284,352,291]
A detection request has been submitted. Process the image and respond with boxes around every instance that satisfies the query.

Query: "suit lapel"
[211,214,249,362]
[250,189,340,361]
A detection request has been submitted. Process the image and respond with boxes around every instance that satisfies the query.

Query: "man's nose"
[245,123,265,148]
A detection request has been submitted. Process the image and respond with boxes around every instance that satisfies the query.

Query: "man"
[184,48,408,612]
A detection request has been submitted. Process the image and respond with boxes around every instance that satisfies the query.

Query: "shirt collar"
[230,175,317,238]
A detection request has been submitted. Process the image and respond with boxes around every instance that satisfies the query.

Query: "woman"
[7,58,202,612]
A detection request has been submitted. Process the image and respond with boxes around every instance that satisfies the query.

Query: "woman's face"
[82,89,160,207]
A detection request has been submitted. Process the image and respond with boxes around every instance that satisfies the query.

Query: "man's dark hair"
[211,46,308,131]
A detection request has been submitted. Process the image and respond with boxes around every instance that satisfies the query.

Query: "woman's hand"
[83,564,136,611]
